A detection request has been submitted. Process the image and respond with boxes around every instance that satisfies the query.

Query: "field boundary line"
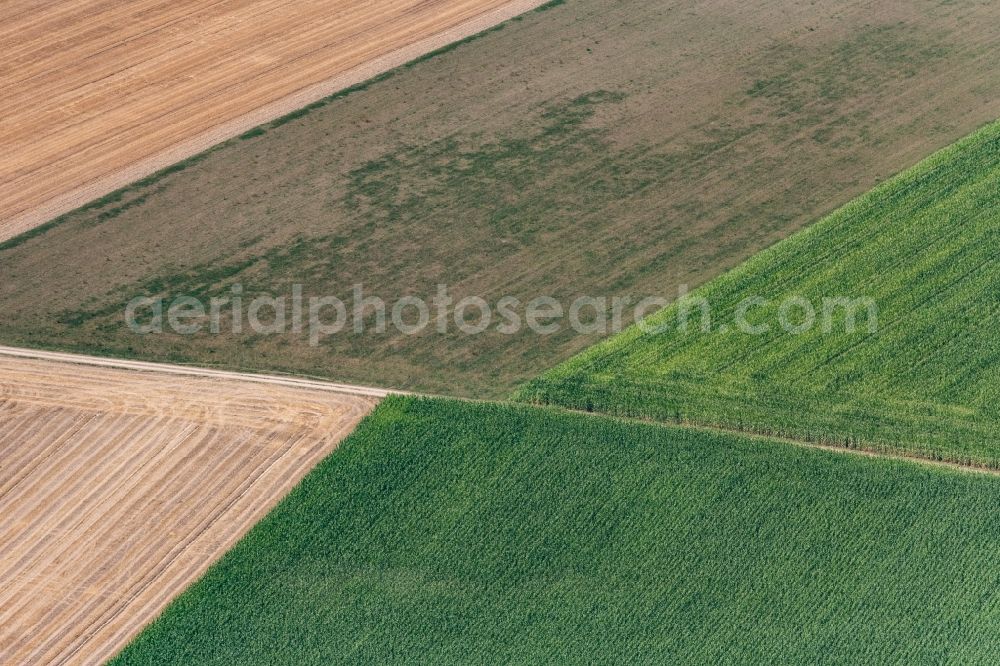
[0,346,398,398]
[549,405,1000,478]
[5,345,992,476]
[0,0,556,244]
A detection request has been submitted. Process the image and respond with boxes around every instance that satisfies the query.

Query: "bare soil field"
[0,350,378,665]
[1,0,998,397]
[0,0,549,240]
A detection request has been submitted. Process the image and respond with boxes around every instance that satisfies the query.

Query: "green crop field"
[2,0,999,398]
[517,121,1000,466]
[111,397,1000,664]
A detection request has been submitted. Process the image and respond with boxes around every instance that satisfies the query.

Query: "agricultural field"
[0,0,549,240]
[518,122,1000,466]
[111,397,1000,664]
[2,0,1000,397]
[0,351,377,665]
[4,0,1000,662]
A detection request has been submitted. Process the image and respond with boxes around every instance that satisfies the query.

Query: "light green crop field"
[111,397,1000,664]
[517,121,1000,466]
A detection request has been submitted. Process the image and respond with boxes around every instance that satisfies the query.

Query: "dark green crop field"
[2,0,999,397]
[111,397,1000,664]
[518,122,1000,466]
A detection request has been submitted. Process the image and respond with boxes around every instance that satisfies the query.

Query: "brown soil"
[1,0,998,398]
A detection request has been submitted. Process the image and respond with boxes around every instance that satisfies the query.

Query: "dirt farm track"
[0,349,379,665]
[0,0,549,242]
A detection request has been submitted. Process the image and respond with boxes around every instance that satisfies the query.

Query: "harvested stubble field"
[1,0,998,398]
[0,0,549,240]
[0,352,377,666]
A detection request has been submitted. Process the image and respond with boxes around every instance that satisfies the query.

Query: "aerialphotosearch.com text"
[125,283,878,345]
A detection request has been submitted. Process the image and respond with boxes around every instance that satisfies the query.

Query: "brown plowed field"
[0,353,378,665]
[0,0,549,241]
